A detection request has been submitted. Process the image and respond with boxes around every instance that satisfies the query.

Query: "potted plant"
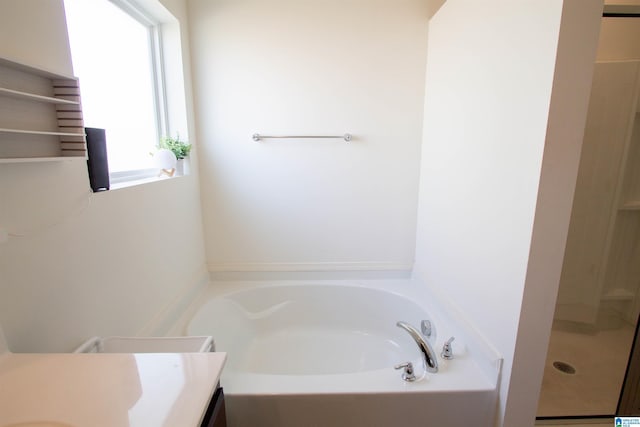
[157,134,191,176]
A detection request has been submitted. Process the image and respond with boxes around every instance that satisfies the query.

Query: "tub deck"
[169,279,502,427]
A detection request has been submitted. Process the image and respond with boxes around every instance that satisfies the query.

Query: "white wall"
[0,0,208,352]
[188,0,429,273]
[413,1,602,426]
[0,0,72,76]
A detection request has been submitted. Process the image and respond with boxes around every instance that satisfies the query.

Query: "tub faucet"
[441,336,455,360]
[396,321,438,373]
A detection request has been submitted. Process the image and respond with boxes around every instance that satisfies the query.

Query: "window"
[64,0,166,177]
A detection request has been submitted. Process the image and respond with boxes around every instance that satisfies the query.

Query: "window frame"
[111,0,170,138]
[109,0,169,180]
[66,0,173,183]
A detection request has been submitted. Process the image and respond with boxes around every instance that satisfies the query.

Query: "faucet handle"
[441,336,455,360]
[421,319,437,343]
[421,320,431,337]
[394,361,417,382]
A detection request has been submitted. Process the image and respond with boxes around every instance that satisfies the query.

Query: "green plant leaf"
[157,134,191,159]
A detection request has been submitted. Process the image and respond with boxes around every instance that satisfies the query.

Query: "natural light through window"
[64,0,158,173]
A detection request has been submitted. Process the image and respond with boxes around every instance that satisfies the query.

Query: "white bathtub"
[182,280,501,427]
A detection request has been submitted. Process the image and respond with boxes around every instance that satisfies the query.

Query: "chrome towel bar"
[252,133,352,142]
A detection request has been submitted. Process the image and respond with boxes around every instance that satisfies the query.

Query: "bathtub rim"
[166,278,502,389]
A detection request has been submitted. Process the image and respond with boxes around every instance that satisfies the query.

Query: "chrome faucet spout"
[396,321,439,373]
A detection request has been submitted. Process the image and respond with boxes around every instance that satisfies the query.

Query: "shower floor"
[537,321,635,418]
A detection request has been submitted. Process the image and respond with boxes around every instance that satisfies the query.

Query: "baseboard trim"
[207,261,413,272]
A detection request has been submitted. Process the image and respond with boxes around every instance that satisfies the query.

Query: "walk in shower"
[538,5,640,421]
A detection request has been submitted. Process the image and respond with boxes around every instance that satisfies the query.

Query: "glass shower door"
[537,58,640,419]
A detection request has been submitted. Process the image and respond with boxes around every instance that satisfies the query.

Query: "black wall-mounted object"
[85,127,110,192]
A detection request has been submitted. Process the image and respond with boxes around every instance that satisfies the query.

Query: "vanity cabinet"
[0,56,86,162]
[201,387,227,427]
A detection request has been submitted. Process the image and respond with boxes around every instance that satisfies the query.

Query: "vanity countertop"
[0,351,226,427]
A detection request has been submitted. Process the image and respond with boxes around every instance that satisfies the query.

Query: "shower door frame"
[618,318,640,415]
[606,4,640,417]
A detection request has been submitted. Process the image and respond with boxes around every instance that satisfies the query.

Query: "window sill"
[104,168,188,192]
[109,175,169,190]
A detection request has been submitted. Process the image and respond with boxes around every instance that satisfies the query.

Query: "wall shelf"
[0,127,85,137]
[602,288,635,301]
[0,56,86,160]
[0,156,85,164]
[621,201,640,211]
[0,87,79,105]
[0,56,75,79]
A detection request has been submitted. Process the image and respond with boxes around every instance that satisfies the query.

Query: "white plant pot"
[175,159,185,176]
